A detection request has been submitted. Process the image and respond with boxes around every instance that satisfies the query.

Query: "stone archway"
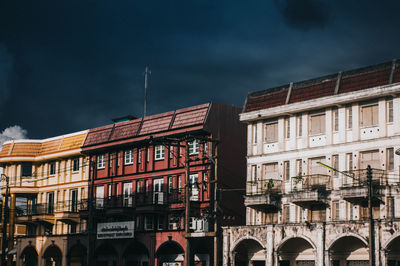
[43,245,62,266]
[122,241,149,266]
[385,235,400,266]
[232,238,265,266]
[20,245,38,266]
[329,236,368,266]
[155,240,184,266]
[278,237,315,266]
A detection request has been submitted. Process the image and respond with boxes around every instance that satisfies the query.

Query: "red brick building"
[80,103,246,266]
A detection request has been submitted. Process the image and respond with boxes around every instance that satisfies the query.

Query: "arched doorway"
[123,241,149,266]
[386,236,400,266]
[68,243,87,266]
[20,246,38,266]
[95,243,118,266]
[155,241,184,266]
[232,238,264,266]
[43,245,62,266]
[329,236,368,266]
[278,237,315,266]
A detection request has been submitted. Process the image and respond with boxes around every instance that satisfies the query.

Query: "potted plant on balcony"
[292,174,303,191]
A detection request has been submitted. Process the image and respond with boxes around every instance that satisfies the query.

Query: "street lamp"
[395,148,400,156]
[0,174,9,266]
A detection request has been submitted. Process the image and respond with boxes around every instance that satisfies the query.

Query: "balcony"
[244,179,282,210]
[16,203,55,224]
[54,200,81,223]
[340,169,385,205]
[79,189,185,217]
[288,174,331,208]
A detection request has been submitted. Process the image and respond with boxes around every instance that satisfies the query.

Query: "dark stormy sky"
[1,0,400,140]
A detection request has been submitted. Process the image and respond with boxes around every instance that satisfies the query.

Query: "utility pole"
[367,165,375,266]
[213,143,219,266]
[143,66,151,117]
[87,160,96,266]
[184,139,191,266]
[1,174,9,266]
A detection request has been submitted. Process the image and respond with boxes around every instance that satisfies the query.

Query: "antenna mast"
[144,66,151,117]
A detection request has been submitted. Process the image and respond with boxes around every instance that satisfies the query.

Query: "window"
[387,148,394,171]
[263,163,278,180]
[155,145,165,160]
[333,201,340,220]
[124,150,134,165]
[47,192,54,214]
[297,114,302,137]
[346,153,353,171]
[251,165,257,182]
[138,149,142,164]
[387,197,394,219]
[285,117,290,139]
[96,186,104,208]
[309,157,326,175]
[333,107,339,132]
[283,205,290,223]
[387,98,393,123]
[136,181,142,193]
[188,140,199,155]
[283,161,290,182]
[360,150,380,170]
[169,146,174,159]
[189,174,199,201]
[157,215,164,230]
[360,104,379,127]
[346,106,352,129]
[21,164,32,177]
[123,182,133,207]
[178,176,182,189]
[144,215,154,230]
[109,154,113,168]
[70,189,78,212]
[264,121,278,143]
[332,155,339,177]
[97,154,105,169]
[309,112,326,135]
[72,158,79,172]
[296,159,302,176]
[168,215,180,230]
[252,124,257,144]
[168,177,173,193]
[49,162,56,175]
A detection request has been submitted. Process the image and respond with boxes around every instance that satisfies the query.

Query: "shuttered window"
[360,104,379,127]
[264,122,278,143]
[309,113,326,135]
[360,150,380,170]
[309,157,326,175]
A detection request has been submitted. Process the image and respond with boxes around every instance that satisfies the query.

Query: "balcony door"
[153,179,164,204]
[123,182,133,207]
[96,186,104,208]
[190,174,199,201]
[47,192,54,214]
[71,189,78,212]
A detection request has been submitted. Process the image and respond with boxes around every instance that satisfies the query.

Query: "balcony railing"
[17,200,83,217]
[246,179,282,196]
[79,189,185,211]
[340,169,386,187]
[291,174,331,192]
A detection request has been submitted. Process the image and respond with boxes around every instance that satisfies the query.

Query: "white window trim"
[189,140,199,155]
[49,162,56,176]
[124,149,134,165]
[155,145,165,160]
[97,154,105,169]
[72,158,79,172]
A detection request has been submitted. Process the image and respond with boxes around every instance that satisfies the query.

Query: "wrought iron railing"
[246,179,282,196]
[340,169,386,187]
[291,174,331,191]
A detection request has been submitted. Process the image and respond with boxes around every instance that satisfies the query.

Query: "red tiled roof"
[245,60,398,112]
[83,103,211,147]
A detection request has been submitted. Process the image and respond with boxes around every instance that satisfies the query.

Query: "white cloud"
[0,125,28,147]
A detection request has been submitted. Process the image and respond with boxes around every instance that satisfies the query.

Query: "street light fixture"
[0,174,10,266]
[395,148,400,156]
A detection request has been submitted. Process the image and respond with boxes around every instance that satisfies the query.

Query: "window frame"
[188,140,199,155]
[72,158,80,172]
[309,111,326,135]
[387,98,393,123]
[360,103,379,127]
[124,149,134,165]
[49,162,56,176]
[97,154,105,169]
[21,164,33,177]
[264,121,278,143]
[155,145,165,160]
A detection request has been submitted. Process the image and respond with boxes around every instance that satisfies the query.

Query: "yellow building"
[0,130,89,266]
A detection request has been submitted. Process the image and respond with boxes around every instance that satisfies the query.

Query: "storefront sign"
[97,221,135,239]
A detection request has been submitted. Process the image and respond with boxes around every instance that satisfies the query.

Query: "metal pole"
[87,160,96,266]
[1,174,9,266]
[144,66,151,117]
[184,139,191,266]
[213,143,219,266]
[367,165,375,266]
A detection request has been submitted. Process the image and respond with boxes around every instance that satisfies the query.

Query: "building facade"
[223,61,400,266]
[0,130,89,266]
[80,103,246,266]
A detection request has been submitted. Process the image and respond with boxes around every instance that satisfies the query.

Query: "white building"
[223,60,400,266]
